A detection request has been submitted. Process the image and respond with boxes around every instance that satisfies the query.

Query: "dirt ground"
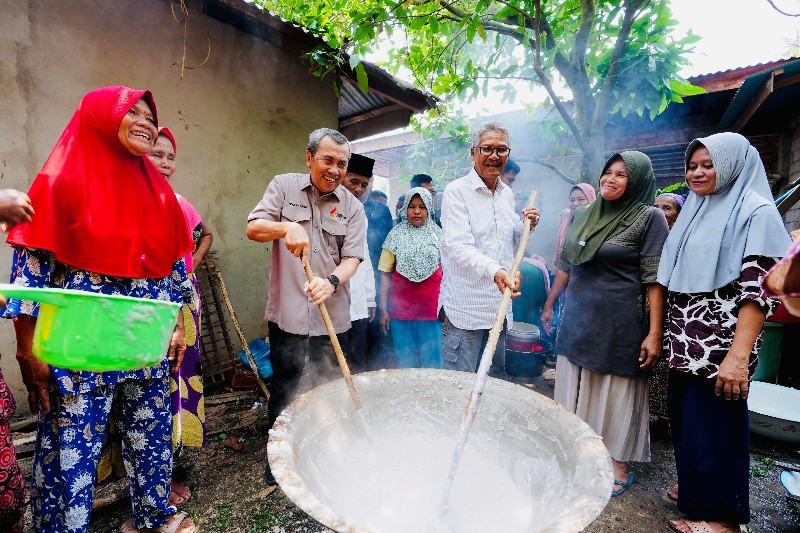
[15,375,800,532]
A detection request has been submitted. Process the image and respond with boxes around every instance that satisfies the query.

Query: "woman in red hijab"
[4,86,197,532]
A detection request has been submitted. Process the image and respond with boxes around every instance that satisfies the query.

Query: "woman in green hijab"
[541,151,669,497]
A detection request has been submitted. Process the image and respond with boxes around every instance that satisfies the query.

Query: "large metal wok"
[268,369,613,533]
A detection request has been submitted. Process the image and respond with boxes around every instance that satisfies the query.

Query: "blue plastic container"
[237,337,273,379]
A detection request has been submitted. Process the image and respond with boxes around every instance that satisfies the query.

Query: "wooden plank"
[10,415,37,432]
[731,71,777,132]
[205,390,257,406]
[205,406,266,436]
[92,479,130,510]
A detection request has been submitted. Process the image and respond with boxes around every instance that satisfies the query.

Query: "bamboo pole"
[214,266,271,401]
[302,261,363,411]
[443,187,539,503]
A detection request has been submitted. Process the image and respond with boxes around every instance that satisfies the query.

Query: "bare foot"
[169,482,192,506]
[668,483,678,501]
[121,511,197,533]
[611,458,629,484]
[669,518,741,533]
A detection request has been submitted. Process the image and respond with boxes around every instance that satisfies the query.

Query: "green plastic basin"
[0,284,180,372]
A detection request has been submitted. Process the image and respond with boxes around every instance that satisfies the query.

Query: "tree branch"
[493,0,537,27]
[573,0,597,71]
[533,0,588,154]
[515,158,578,185]
[767,0,800,16]
[592,0,647,130]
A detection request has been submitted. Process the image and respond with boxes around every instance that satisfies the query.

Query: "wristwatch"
[326,274,340,293]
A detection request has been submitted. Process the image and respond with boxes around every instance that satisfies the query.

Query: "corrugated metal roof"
[339,84,396,120]
[690,57,799,81]
[689,57,800,93]
[719,58,800,128]
[205,0,435,139]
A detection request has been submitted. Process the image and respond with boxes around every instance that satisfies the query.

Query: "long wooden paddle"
[442,187,539,503]
[302,260,363,410]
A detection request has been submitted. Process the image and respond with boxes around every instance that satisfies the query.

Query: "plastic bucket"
[753,322,784,383]
[506,322,540,352]
[506,349,544,380]
[0,284,180,371]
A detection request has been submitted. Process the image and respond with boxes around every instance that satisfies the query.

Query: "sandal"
[120,511,198,533]
[169,482,192,507]
[611,473,634,497]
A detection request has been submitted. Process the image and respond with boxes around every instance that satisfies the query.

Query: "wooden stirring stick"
[442,187,539,504]
[469,187,539,402]
[302,260,363,410]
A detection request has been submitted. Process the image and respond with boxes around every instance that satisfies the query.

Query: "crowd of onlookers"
[0,86,798,533]
[325,124,798,533]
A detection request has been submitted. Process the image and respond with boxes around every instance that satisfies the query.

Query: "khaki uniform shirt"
[248,173,365,335]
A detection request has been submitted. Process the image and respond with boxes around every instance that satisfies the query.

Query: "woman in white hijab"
[657,132,791,533]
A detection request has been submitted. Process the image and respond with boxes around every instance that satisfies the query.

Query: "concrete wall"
[0,0,339,411]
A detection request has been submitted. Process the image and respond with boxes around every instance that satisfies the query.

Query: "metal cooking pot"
[507,321,541,349]
[268,369,612,532]
[507,322,545,379]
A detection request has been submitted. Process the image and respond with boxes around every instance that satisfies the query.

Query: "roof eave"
[204,0,436,139]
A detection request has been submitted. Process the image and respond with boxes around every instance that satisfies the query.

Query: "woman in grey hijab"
[657,132,791,533]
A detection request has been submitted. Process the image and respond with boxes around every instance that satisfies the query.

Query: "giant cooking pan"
[268,369,613,533]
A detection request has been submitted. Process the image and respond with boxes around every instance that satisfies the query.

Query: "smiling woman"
[541,151,669,499]
[3,86,198,533]
[657,133,792,533]
[117,99,157,156]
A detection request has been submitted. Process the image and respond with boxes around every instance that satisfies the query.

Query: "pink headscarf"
[554,183,597,264]
[158,126,202,273]
[523,254,551,293]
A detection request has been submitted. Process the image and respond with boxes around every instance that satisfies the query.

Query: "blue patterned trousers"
[32,376,175,532]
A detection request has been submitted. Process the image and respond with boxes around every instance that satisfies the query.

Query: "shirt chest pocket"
[321,217,346,262]
[281,206,311,224]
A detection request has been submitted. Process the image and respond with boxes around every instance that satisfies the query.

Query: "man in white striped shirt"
[439,122,540,377]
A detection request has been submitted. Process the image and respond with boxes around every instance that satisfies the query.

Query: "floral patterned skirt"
[0,371,26,532]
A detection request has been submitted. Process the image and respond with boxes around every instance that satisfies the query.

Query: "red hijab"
[7,86,193,278]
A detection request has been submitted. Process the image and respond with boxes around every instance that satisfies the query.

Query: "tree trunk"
[579,131,605,186]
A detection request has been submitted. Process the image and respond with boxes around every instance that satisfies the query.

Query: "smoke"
[512,156,581,268]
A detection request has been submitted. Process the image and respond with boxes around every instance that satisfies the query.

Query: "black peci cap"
[348,153,374,178]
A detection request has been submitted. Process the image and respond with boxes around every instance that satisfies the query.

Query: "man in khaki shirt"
[246,128,365,485]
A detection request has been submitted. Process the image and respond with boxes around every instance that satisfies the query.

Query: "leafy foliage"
[657,181,689,196]
[402,103,472,185]
[256,0,703,181]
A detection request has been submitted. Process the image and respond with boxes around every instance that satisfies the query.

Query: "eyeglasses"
[313,155,348,171]
[477,146,510,157]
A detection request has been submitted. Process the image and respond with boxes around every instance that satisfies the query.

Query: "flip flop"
[669,519,714,533]
[120,511,198,533]
[611,473,634,496]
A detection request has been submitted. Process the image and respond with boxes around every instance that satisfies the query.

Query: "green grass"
[249,502,278,532]
[214,502,233,529]
[751,456,776,478]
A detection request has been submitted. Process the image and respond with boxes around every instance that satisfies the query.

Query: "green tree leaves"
[256,0,701,181]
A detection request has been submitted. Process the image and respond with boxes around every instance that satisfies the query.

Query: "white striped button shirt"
[440,168,522,330]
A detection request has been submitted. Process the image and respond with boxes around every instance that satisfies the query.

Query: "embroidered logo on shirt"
[327,208,347,222]
[288,202,309,209]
